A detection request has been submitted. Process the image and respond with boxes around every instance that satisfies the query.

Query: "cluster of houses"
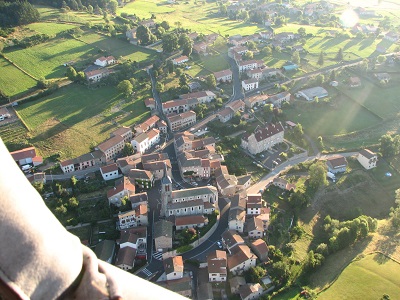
[201,229,271,300]
[161,90,217,132]
[83,55,117,83]
[59,116,167,175]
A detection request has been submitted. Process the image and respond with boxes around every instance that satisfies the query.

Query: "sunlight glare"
[340,9,359,28]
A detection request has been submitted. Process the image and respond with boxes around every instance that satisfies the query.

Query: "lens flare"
[340,9,359,28]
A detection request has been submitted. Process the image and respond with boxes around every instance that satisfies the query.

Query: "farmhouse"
[357,149,377,170]
[85,68,110,83]
[296,86,328,101]
[94,56,116,67]
[241,123,284,155]
[172,56,189,65]
[10,146,43,167]
[326,155,348,174]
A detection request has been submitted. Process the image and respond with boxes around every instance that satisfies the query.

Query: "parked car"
[217,241,223,249]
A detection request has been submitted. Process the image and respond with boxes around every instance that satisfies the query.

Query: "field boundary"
[317,251,400,294]
[0,53,39,82]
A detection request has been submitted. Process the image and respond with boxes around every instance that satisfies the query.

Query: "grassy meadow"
[318,253,400,300]
[0,57,38,97]
[14,84,149,159]
[3,38,97,79]
[118,0,264,36]
[25,22,77,36]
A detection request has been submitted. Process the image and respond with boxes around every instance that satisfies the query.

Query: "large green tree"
[179,33,193,56]
[117,80,133,97]
[136,25,156,45]
[308,162,328,189]
[162,32,179,53]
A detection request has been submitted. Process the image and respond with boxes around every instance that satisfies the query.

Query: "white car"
[217,241,223,249]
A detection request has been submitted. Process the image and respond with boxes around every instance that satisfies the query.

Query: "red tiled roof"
[10,147,36,161]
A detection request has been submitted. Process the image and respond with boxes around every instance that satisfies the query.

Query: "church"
[160,164,218,218]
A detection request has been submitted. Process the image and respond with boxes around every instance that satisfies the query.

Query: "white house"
[94,56,116,67]
[207,250,227,282]
[326,155,348,174]
[172,56,189,65]
[246,194,262,215]
[229,208,246,233]
[239,283,264,300]
[131,128,160,154]
[357,149,377,170]
[163,256,184,281]
[246,217,264,239]
[242,78,259,91]
[117,204,148,230]
[100,163,120,181]
[227,244,257,275]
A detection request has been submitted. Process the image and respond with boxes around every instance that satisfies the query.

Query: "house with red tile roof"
[207,250,227,282]
[96,135,125,161]
[10,146,43,167]
[175,215,208,230]
[163,256,184,280]
[107,176,136,206]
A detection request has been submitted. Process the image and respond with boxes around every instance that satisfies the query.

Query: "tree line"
[28,0,119,14]
[0,0,40,27]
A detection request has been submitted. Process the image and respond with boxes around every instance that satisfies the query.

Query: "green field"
[318,253,400,300]
[25,22,77,36]
[283,94,382,138]
[0,57,38,97]
[78,32,158,63]
[4,38,97,79]
[35,5,105,24]
[339,81,400,120]
[118,0,264,36]
[15,84,149,159]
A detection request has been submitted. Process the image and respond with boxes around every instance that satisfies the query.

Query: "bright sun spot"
[340,9,359,28]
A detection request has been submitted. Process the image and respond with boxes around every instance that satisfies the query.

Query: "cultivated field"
[118,0,264,36]
[15,85,149,159]
[3,38,97,79]
[0,121,30,152]
[78,32,158,63]
[25,22,77,36]
[0,57,38,97]
[318,253,400,300]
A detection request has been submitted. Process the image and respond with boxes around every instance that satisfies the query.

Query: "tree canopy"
[0,1,40,27]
